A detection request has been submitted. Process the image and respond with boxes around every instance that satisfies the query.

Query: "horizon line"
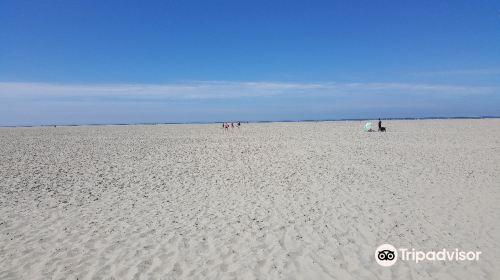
[2,115,499,128]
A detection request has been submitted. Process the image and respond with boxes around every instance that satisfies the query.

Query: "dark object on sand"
[378,118,386,132]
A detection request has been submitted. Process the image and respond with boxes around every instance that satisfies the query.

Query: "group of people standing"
[222,122,241,130]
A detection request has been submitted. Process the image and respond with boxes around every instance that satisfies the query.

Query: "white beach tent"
[364,122,372,132]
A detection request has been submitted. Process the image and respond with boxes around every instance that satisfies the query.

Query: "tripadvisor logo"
[375,244,482,267]
[375,244,397,267]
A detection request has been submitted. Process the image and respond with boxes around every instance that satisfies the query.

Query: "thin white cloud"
[0,81,497,101]
[1,81,499,126]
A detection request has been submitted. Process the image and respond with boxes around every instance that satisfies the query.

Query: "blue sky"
[1,0,499,125]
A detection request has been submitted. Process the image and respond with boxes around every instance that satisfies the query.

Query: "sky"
[1,0,499,125]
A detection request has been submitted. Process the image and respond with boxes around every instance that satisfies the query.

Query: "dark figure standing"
[378,118,386,132]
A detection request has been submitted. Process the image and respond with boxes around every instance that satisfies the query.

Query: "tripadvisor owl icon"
[375,244,398,267]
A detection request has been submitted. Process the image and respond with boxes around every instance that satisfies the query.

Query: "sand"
[1,119,499,279]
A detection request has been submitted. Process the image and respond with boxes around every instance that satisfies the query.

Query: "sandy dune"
[1,120,499,279]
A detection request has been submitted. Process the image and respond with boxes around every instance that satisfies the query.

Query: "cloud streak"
[0,81,497,101]
[1,80,498,126]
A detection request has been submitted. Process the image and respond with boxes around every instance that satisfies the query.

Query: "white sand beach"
[1,119,499,279]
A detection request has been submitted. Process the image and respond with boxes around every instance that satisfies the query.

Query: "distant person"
[231,123,234,128]
[378,118,386,132]
[237,121,241,127]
